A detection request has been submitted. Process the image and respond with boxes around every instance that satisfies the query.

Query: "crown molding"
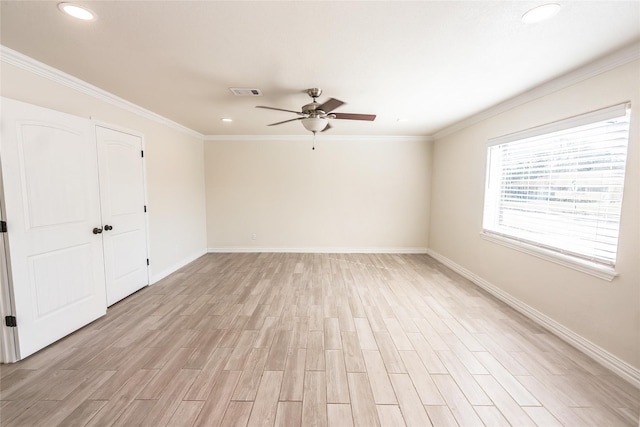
[7,38,636,145]
[433,41,640,140]
[204,134,433,143]
[0,45,204,140]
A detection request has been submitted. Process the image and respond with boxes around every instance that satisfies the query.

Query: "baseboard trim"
[426,248,640,390]
[150,249,207,284]
[207,247,428,254]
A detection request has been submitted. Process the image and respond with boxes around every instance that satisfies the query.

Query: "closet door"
[96,126,149,306]
[0,98,107,359]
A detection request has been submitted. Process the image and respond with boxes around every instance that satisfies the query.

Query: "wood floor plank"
[354,318,378,350]
[363,305,387,332]
[255,316,279,348]
[405,333,447,374]
[185,347,233,401]
[183,329,224,369]
[441,318,485,352]
[362,350,397,404]
[85,368,158,427]
[337,305,356,333]
[440,333,489,375]
[275,401,302,427]
[142,368,200,426]
[475,352,540,406]
[474,405,511,426]
[290,316,309,349]
[383,318,414,351]
[306,330,326,371]
[341,331,366,373]
[280,348,307,401]
[232,348,270,401]
[474,374,537,426]
[193,370,241,427]
[302,371,328,427]
[220,401,253,427]
[399,350,445,405]
[4,400,59,427]
[347,372,381,427]
[522,406,563,426]
[246,370,283,427]
[509,375,587,426]
[324,318,343,350]
[327,403,354,427]
[374,332,407,374]
[412,318,449,351]
[424,405,458,427]
[431,374,483,426]
[225,330,259,371]
[325,350,350,404]
[166,401,205,427]
[137,347,195,400]
[436,350,492,406]
[112,399,157,426]
[389,373,432,427]
[376,404,407,427]
[56,400,108,427]
[266,330,293,371]
[309,305,324,331]
[2,253,637,427]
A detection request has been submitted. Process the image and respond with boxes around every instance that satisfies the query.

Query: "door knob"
[92,227,103,234]
[104,225,113,231]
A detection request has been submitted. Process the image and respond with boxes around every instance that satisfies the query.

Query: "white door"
[0,98,107,359]
[96,126,148,306]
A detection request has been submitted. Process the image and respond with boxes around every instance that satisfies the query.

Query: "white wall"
[429,60,640,371]
[205,137,432,251]
[0,61,208,283]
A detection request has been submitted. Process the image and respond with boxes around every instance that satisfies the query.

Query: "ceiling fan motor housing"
[302,102,323,115]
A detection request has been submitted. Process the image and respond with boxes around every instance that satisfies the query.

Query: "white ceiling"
[1,1,639,136]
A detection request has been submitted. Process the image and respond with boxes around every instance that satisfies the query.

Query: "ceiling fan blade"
[321,122,332,132]
[267,117,304,126]
[318,98,345,114]
[332,113,376,121]
[256,106,302,115]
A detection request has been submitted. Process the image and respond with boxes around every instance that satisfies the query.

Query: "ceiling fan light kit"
[256,88,376,135]
[302,116,329,133]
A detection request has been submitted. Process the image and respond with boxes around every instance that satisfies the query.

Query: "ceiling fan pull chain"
[312,131,316,150]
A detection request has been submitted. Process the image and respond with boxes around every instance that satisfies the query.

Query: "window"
[482,103,631,277]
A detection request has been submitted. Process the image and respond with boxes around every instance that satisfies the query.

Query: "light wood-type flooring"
[1,253,639,426]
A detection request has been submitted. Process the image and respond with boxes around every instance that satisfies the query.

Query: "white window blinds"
[483,103,631,267]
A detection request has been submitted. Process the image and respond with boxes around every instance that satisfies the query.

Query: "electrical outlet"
[251,233,257,241]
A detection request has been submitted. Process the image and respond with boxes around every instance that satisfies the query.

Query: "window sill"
[480,231,618,282]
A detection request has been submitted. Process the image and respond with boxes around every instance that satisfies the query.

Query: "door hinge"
[144,205,147,213]
[0,221,6,233]
[141,150,144,158]
[5,316,16,327]
[146,258,150,266]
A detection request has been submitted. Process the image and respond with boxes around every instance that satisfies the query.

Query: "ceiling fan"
[256,88,376,133]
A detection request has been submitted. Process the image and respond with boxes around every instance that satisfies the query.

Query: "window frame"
[481,103,631,281]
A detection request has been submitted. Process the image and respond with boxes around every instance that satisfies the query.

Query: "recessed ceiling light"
[221,118,233,122]
[522,3,561,24]
[397,118,409,122]
[58,3,96,21]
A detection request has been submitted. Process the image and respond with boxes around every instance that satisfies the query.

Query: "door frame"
[0,161,19,363]
[93,120,151,287]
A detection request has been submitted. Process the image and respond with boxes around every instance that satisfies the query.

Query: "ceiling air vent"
[229,88,262,96]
